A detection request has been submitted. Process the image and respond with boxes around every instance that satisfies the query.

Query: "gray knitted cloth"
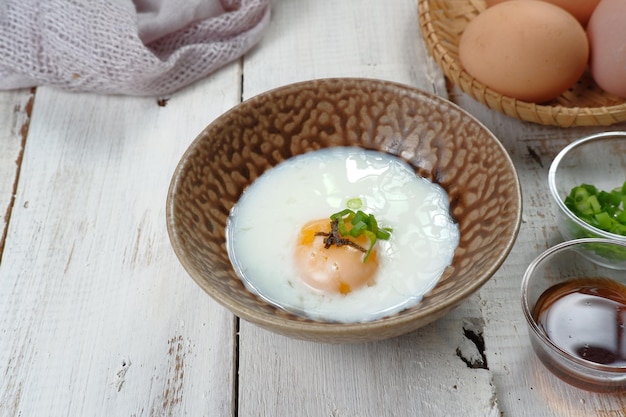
[0,0,271,95]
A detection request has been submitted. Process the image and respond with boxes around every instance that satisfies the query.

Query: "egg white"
[226,147,460,323]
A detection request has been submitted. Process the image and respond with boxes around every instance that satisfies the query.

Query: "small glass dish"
[548,131,626,269]
[521,238,626,393]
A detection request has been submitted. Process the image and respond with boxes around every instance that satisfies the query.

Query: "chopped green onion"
[565,180,626,237]
[330,208,353,221]
[352,210,368,224]
[362,230,377,262]
[347,198,363,210]
[376,228,392,240]
[349,221,368,236]
[328,206,392,263]
[595,211,612,230]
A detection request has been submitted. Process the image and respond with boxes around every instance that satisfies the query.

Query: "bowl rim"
[521,237,626,373]
[166,77,523,340]
[548,131,626,242]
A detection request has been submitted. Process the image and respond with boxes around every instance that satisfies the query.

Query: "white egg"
[226,147,459,323]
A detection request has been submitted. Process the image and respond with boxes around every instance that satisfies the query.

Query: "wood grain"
[238,1,500,416]
[2,0,626,415]
[0,67,241,416]
[0,89,33,256]
[452,88,626,416]
[243,0,447,98]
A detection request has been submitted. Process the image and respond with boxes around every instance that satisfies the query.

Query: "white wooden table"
[2,1,626,416]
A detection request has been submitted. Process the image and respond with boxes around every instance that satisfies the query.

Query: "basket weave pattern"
[418,0,626,127]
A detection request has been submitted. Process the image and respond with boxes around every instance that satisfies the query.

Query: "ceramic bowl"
[548,132,626,269]
[166,78,522,343]
[522,238,626,392]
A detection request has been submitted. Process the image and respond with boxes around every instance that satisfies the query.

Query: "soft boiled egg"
[294,217,380,295]
[226,147,460,323]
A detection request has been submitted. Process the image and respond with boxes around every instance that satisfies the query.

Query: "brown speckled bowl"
[166,78,522,343]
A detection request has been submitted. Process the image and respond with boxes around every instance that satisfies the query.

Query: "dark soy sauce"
[533,277,626,367]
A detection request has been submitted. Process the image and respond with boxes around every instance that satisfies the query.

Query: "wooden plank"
[451,88,626,415]
[239,298,500,417]
[237,1,500,416]
[0,88,34,255]
[243,0,447,98]
[0,66,241,416]
[3,0,625,414]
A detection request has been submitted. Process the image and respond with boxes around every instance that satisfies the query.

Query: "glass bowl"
[521,238,626,393]
[548,131,626,269]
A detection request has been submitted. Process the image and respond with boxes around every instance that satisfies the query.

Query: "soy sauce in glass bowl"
[522,238,626,392]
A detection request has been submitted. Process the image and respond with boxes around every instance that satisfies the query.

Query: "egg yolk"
[294,218,379,295]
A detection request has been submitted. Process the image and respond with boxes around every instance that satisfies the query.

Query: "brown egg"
[587,0,626,98]
[484,0,600,26]
[459,0,589,103]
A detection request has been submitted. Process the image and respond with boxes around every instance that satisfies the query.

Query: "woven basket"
[418,0,626,127]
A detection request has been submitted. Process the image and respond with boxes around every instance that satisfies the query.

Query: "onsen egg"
[294,218,380,295]
[225,147,460,323]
